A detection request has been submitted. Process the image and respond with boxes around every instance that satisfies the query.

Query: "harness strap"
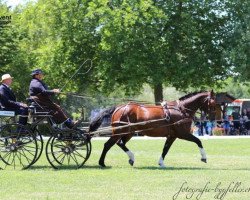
[162,104,171,121]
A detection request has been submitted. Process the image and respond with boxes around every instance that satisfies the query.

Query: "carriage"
[0,99,92,170]
[0,91,216,170]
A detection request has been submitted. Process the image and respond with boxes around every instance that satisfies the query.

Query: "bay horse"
[89,91,216,167]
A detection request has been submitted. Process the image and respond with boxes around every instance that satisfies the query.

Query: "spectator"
[206,120,215,136]
[231,107,240,135]
[246,108,250,119]
[242,108,250,135]
[200,111,208,136]
[222,111,230,135]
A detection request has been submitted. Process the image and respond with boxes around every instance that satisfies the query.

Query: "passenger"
[29,69,76,128]
[0,74,28,125]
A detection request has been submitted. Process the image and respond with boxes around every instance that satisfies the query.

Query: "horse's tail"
[89,106,117,132]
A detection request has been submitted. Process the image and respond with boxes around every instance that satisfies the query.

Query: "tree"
[1,0,247,104]
[89,0,236,103]
[0,2,31,100]
[225,0,250,81]
[12,0,99,94]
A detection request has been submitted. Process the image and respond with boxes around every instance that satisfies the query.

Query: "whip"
[60,59,94,92]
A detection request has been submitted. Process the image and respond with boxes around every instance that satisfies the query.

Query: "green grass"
[1,138,250,200]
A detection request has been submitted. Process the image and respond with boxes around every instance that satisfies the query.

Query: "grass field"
[1,137,250,200]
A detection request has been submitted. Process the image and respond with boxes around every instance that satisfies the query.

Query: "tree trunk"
[153,83,163,105]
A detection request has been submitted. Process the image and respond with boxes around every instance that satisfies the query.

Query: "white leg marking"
[126,150,134,162]
[158,156,166,168]
[199,148,207,160]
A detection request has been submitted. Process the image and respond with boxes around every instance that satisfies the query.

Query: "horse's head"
[179,90,216,119]
[200,90,216,120]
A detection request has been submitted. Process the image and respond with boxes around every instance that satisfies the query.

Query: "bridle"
[176,92,216,118]
[201,93,216,118]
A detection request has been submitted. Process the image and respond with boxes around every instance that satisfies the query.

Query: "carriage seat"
[0,105,16,117]
[27,98,51,116]
[0,109,15,117]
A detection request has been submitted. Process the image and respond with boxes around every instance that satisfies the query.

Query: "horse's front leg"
[178,133,207,163]
[116,134,134,166]
[158,136,176,168]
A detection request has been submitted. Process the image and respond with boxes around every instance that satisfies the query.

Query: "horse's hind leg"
[116,134,134,166]
[158,136,176,168]
[179,133,207,163]
[99,136,120,167]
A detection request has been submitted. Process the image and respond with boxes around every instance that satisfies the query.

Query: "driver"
[29,69,76,128]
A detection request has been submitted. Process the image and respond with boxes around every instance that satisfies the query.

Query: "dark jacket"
[29,78,68,124]
[29,78,54,97]
[0,84,21,109]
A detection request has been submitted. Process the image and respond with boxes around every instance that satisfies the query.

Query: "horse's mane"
[89,106,116,132]
[179,91,207,101]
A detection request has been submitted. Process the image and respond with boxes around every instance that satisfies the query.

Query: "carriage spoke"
[70,153,80,167]
[0,124,38,170]
[45,133,91,169]
[19,149,33,163]
[1,151,12,165]
[55,153,66,165]
[73,150,86,159]
[16,151,25,168]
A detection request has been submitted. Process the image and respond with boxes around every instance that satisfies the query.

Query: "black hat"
[31,69,43,76]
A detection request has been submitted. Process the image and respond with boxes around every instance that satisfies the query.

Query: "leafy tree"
[1,0,248,105]
[225,0,250,81]
[0,2,15,72]
[19,0,99,93]
[88,0,236,103]
[0,2,30,100]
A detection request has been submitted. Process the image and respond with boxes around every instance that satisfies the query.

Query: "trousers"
[31,95,68,124]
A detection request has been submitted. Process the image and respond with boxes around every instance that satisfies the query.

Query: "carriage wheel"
[32,128,44,164]
[85,135,92,160]
[45,130,91,169]
[0,124,38,170]
[25,124,44,165]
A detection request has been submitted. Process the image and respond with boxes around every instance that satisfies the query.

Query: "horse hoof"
[201,158,207,163]
[99,161,106,167]
[158,163,166,168]
[129,159,134,166]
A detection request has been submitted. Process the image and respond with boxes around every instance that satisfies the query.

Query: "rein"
[176,93,214,117]
[89,118,192,138]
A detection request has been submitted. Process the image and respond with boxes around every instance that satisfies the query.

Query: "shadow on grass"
[25,165,250,171]
[135,166,206,171]
[135,166,250,171]
[27,164,112,170]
